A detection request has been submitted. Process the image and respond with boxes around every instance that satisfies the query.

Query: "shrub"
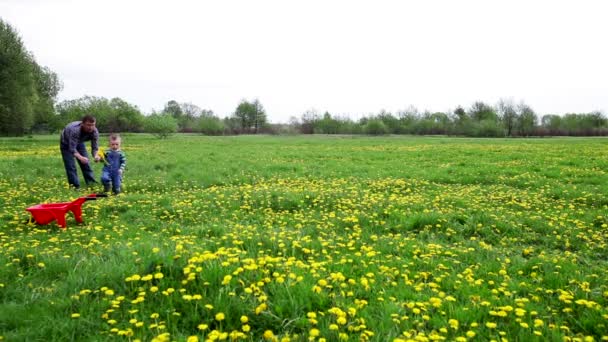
[143,114,177,138]
[199,116,225,135]
[364,119,388,135]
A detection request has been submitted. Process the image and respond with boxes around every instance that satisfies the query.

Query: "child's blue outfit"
[101,149,126,194]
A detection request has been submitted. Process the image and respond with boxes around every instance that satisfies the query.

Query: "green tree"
[397,105,420,134]
[469,101,497,122]
[0,18,37,135]
[364,118,388,135]
[56,96,144,132]
[163,100,183,119]
[143,113,178,138]
[315,112,339,134]
[471,119,504,137]
[451,106,470,135]
[198,115,225,135]
[427,112,451,134]
[108,97,144,132]
[251,99,267,133]
[299,109,320,134]
[31,64,63,133]
[232,99,267,133]
[497,98,517,136]
[177,102,201,132]
[222,116,241,134]
[561,114,581,135]
[588,111,607,128]
[377,110,401,134]
[516,103,537,136]
[541,114,562,135]
[234,100,254,132]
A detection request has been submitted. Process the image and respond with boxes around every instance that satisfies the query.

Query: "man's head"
[81,115,96,133]
[108,133,121,151]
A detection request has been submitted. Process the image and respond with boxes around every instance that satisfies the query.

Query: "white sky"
[1,0,607,122]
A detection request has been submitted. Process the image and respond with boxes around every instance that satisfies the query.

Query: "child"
[100,134,127,194]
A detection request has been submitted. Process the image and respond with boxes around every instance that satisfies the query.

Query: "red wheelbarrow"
[26,193,107,228]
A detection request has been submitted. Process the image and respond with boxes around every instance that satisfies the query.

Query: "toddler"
[100,134,127,194]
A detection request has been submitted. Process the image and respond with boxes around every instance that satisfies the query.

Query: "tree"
[32,65,63,132]
[451,106,470,135]
[232,99,267,133]
[299,109,320,134]
[144,113,178,138]
[108,97,144,132]
[364,118,388,135]
[452,106,467,122]
[163,100,183,119]
[469,101,497,122]
[541,114,562,135]
[397,105,420,133]
[251,99,267,133]
[0,19,37,135]
[234,100,254,132]
[222,116,241,134]
[316,112,339,134]
[589,111,607,129]
[516,102,537,136]
[178,102,201,132]
[198,115,225,135]
[377,110,401,134]
[497,98,517,136]
[56,96,144,132]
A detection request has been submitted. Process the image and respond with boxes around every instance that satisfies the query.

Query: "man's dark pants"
[60,143,96,189]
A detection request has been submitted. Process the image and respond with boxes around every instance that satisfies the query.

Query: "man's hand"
[78,155,89,164]
[118,169,123,176]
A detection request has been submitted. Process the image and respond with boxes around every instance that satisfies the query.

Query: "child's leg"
[101,170,111,192]
[111,172,122,194]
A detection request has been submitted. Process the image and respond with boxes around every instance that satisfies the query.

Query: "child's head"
[108,134,122,151]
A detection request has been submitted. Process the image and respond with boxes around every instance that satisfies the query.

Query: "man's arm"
[66,127,79,155]
[91,129,99,157]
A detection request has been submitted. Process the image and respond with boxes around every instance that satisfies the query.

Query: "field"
[1,134,607,342]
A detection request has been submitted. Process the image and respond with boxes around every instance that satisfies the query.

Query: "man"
[59,115,101,189]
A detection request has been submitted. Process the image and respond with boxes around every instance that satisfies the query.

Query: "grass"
[0,134,607,341]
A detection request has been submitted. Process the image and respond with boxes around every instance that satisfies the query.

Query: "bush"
[364,119,388,135]
[199,116,225,135]
[470,119,504,137]
[143,114,177,138]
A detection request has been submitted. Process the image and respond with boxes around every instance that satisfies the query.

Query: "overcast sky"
[1,0,607,122]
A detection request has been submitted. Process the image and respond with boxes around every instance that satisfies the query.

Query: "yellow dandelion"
[263,330,275,340]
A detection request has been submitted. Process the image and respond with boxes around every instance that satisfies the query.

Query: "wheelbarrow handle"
[84,193,108,201]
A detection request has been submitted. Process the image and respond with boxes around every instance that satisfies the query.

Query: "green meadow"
[0,135,607,342]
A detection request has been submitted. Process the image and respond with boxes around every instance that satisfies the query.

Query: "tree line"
[289,101,608,137]
[1,18,607,138]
